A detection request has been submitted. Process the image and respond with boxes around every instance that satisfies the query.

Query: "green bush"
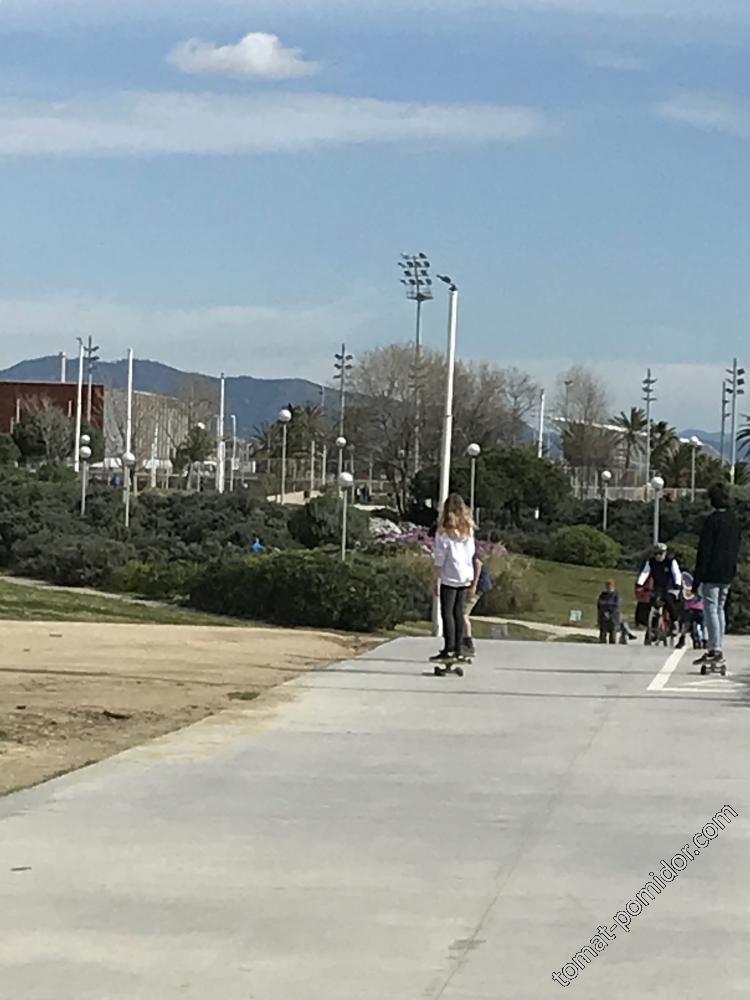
[362,551,432,622]
[477,553,540,616]
[727,563,750,634]
[110,560,201,600]
[552,525,621,568]
[189,551,404,632]
[288,493,370,549]
[11,530,134,587]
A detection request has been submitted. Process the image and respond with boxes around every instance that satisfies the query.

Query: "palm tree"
[613,407,647,471]
[650,420,679,470]
[659,443,693,487]
[736,414,750,458]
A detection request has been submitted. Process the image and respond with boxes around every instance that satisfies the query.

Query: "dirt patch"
[0,621,375,797]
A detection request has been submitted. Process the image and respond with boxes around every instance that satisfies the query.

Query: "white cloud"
[0,293,374,381]
[586,50,645,71]
[167,32,319,79]
[656,93,750,139]
[0,91,557,158]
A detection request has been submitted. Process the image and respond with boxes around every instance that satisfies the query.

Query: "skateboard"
[700,658,727,677]
[431,656,471,677]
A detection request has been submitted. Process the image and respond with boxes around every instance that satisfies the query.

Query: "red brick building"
[0,381,105,434]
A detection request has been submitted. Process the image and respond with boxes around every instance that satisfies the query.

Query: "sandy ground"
[0,621,372,797]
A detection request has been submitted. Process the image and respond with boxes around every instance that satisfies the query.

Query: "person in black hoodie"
[693,482,741,669]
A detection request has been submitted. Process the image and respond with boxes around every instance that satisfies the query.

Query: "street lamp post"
[398,253,433,475]
[79,434,92,518]
[601,469,612,532]
[434,274,459,637]
[123,451,136,527]
[230,414,237,493]
[642,369,657,492]
[726,358,745,484]
[278,408,292,504]
[467,443,481,520]
[338,471,354,561]
[334,345,353,480]
[720,380,730,463]
[690,436,702,502]
[651,475,664,545]
[436,275,458,510]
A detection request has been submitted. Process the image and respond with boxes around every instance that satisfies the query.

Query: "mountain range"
[0,356,333,437]
[0,355,722,447]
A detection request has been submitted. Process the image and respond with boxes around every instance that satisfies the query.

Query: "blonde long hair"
[438,493,474,539]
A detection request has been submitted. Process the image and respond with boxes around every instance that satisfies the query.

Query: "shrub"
[189,550,404,632]
[11,530,134,587]
[551,525,620,568]
[364,551,432,622]
[110,560,201,600]
[476,553,540,616]
[288,494,370,549]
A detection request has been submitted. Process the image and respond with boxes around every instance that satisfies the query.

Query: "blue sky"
[1,0,749,429]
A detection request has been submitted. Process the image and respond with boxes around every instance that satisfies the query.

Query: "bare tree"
[554,366,617,478]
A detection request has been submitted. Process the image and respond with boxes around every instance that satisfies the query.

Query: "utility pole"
[216,373,226,493]
[333,344,353,480]
[642,369,657,492]
[720,380,730,463]
[398,253,433,475]
[726,358,746,484]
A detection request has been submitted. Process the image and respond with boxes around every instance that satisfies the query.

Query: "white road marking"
[647,646,688,692]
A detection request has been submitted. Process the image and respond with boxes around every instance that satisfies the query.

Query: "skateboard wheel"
[700,664,707,675]
[720,664,727,676]
[454,666,464,677]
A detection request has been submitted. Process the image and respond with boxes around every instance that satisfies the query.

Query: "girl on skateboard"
[430,493,475,668]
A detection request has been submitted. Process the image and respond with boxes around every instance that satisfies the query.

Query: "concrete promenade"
[2,637,749,998]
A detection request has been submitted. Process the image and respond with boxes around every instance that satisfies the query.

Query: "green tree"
[0,433,20,466]
[414,447,571,526]
[613,407,647,472]
[174,424,214,489]
[650,421,679,472]
[12,408,73,464]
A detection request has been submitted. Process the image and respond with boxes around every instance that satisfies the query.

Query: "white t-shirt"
[434,531,475,587]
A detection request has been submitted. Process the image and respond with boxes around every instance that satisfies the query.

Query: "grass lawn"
[394,619,553,642]
[518,558,637,630]
[0,578,247,626]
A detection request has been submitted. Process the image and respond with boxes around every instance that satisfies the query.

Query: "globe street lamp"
[79,434,92,518]
[335,435,347,496]
[651,474,665,545]
[338,471,354,561]
[122,451,136,528]
[601,469,612,532]
[467,443,481,521]
[278,408,292,504]
[689,436,702,502]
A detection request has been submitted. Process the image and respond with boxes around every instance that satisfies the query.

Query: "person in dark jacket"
[692,482,741,668]
[597,579,621,644]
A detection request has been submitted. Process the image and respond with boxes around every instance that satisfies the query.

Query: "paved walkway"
[2,637,749,998]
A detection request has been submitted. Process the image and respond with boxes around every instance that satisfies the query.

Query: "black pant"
[440,585,468,654]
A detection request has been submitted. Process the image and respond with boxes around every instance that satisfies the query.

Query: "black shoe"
[676,635,685,650]
[429,650,452,662]
[693,651,710,665]
[462,638,475,655]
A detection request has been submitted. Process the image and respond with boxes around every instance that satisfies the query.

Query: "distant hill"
[0,356,334,437]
